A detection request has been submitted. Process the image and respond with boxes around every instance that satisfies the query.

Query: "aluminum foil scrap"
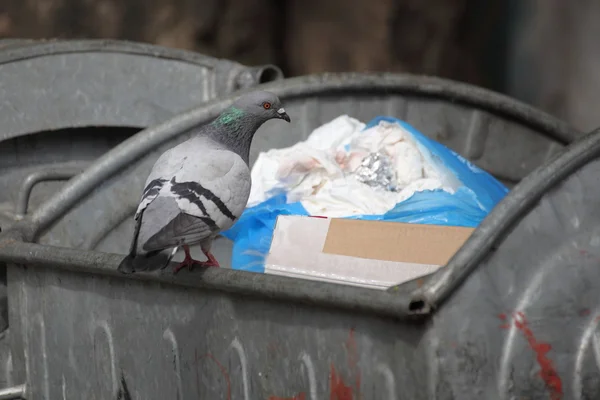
[354,152,397,191]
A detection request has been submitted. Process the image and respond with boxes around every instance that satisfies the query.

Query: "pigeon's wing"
[134,136,251,252]
[134,146,181,220]
[140,204,218,252]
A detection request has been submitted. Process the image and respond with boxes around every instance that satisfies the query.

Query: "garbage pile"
[222,115,509,274]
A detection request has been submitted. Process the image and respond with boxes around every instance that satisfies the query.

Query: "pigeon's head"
[233,90,291,123]
[209,90,291,161]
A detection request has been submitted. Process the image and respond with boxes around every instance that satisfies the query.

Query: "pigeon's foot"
[172,257,196,274]
[172,244,201,274]
[200,249,220,268]
[172,245,220,273]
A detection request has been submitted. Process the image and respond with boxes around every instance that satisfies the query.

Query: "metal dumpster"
[0,119,598,399]
[0,73,591,399]
[0,39,283,230]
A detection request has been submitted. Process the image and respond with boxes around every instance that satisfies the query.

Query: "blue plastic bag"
[222,117,509,272]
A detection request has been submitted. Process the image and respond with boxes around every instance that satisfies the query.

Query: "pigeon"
[117,91,291,274]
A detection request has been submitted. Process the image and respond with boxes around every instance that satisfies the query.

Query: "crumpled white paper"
[248,115,455,217]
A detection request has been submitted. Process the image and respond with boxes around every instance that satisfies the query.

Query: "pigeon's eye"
[262,102,272,110]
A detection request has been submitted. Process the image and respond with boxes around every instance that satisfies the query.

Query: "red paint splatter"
[346,329,357,365]
[513,312,563,400]
[196,351,232,400]
[579,308,591,316]
[269,394,306,400]
[345,329,361,393]
[330,364,354,400]
[498,313,510,329]
[579,249,588,256]
[595,315,600,323]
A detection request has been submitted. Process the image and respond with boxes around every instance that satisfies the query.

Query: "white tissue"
[248,115,454,216]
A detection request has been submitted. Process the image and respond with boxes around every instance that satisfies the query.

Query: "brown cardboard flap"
[322,218,474,265]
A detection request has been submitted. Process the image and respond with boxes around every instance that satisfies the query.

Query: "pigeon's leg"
[172,244,199,274]
[189,241,220,269]
[198,249,220,268]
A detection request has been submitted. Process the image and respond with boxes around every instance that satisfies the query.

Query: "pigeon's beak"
[277,107,291,123]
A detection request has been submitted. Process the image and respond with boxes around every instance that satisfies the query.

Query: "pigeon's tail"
[117,250,172,274]
[118,209,173,274]
[117,254,138,274]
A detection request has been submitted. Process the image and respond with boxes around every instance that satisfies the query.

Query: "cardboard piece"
[265,215,474,290]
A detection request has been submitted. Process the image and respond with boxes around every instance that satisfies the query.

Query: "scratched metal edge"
[405,127,600,311]
[0,240,416,320]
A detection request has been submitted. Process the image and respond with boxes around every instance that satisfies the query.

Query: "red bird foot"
[172,245,220,274]
[200,248,220,268]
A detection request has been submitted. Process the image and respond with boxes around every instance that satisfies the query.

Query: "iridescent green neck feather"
[206,105,263,165]
[212,106,245,127]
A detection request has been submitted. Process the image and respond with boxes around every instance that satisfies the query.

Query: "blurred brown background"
[0,0,509,86]
[1,0,599,131]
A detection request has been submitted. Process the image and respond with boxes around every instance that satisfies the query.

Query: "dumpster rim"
[264,72,577,145]
[0,38,255,68]
[0,238,417,321]
[406,127,600,311]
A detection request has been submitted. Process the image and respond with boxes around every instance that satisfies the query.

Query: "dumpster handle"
[8,100,229,243]
[14,164,89,220]
[401,127,600,312]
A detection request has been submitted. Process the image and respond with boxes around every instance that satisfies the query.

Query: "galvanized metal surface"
[0,383,25,400]
[0,39,283,141]
[420,128,600,399]
[0,39,282,232]
[0,330,13,392]
[5,73,578,263]
[5,262,421,400]
[0,127,599,399]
